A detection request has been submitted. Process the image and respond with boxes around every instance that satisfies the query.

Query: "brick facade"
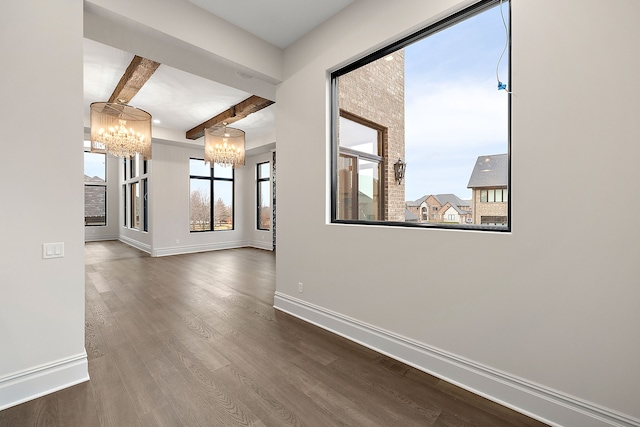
[471,188,507,224]
[84,175,106,225]
[338,50,405,221]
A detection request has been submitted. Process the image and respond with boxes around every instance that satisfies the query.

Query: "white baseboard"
[245,240,273,251]
[0,352,89,411]
[84,234,118,242]
[119,236,151,254]
[274,292,640,427]
[152,240,247,257]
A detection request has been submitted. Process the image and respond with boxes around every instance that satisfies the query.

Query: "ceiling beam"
[186,95,275,140]
[108,55,161,104]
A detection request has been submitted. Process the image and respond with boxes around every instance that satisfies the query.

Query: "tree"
[214,197,231,229]
[190,189,210,230]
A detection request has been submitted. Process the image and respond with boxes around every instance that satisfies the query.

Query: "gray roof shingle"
[404,208,419,221]
[467,154,508,188]
[432,193,468,208]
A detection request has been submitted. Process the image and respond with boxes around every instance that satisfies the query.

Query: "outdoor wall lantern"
[394,158,406,185]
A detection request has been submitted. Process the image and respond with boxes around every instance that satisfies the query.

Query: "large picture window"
[190,158,234,232]
[84,147,107,226]
[257,162,271,230]
[331,0,510,231]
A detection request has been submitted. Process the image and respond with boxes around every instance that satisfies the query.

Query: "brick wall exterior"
[471,188,507,223]
[84,185,106,225]
[338,50,405,221]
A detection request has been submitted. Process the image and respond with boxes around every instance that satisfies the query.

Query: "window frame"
[189,158,235,233]
[336,111,385,221]
[257,161,271,231]
[330,0,511,232]
[123,154,149,232]
[83,149,107,227]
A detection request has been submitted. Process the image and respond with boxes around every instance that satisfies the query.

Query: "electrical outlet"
[298,282,303,293]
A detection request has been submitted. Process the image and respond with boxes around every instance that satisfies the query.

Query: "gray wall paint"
[276,0,640,419]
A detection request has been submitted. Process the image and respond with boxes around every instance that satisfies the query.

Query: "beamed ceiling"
[83,0,354,155]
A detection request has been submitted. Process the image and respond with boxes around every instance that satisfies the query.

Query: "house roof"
[467,154,508,188]
[407,193,470,209]
[406,195,429,207]
[404,208,419,221]
[432,193,468,208]
[84,175,105,183]
[442,203,468,215]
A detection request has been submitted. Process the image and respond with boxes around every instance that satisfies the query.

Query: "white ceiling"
[83,0,352,152]
[187,0,353,49]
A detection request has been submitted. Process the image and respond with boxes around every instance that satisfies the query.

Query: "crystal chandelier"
[90,102,152,159]
[204,123,245,168]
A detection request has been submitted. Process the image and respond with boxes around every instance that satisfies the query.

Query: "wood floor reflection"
[0,241,548,427]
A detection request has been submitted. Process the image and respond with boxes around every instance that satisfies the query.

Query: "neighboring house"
[406,195,429,220]
[84,174,106,226]
[404,207,419,222]
[406,193,472,224]
[441,203,468,224]
[467,153,508,225]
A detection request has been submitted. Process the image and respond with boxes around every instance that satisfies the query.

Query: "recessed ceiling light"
[153,119,161,124]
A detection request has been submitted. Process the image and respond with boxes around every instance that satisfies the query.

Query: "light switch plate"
[43,242,64,259]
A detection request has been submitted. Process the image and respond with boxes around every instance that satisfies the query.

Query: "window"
[336,113,384,221]
[448,214,456,221]
[481,216,507,225]
[122,184,126,227]
[84,147,107,226]
[331,0,510,231]
[480,188,508,203]
[189,158,234,232]
[123,153,149,231]
[257,162,271,230]
[131,182,140,229]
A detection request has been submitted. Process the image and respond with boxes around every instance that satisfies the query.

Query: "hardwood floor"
[1,241,548,427]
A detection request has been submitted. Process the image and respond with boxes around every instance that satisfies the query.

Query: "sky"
[404,2,509,201]
[84,151,106,180]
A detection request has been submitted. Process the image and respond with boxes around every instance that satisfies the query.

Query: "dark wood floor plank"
[84,314,107,360]
[0,241,548,427]
[291,351,440,426]
[144,352,216,427]
[435,380,549,427]
[56,382,101,427]
[88,354,142,427]
[304,381,387,427]
[145,348,261,427]
[0,393,59,427]
[109,342,169,419]
[212,364,306,427]
[137,403,186,427]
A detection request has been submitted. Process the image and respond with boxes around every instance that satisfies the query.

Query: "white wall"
[275,0,640,426]
[79,135,275,256]
[240,152,274,250]
[0,0,88,410]
[150,141,250,256]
